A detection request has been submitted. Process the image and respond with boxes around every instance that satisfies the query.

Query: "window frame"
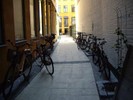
[71,5,75,12]
[30,0,36,39]
[13,0,26,41]
[71,17,75,25]
[0,2,4,45]
[63,5,68,13]
[64,16,68,27]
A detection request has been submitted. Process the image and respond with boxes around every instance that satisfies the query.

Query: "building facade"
[0,0,57,87]
[76,0,133,68]
[58,0,76,34]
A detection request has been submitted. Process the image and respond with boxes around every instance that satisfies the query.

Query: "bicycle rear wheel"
[3,65,15,99]
[32,49,43,67]
[99,57,110,80]
[43,55,54,75]
[92,52,99,65]
[23,54,33,79]
[103,58,110,80]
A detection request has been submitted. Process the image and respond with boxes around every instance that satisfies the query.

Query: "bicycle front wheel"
[3,65,15,99]
[43,55,54,75]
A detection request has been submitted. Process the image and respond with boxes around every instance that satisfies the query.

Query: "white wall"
[76,0,133,68]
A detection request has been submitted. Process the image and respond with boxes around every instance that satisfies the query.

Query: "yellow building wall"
[58,0,76,34]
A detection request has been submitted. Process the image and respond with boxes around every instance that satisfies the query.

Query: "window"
[58,5,61,13]
[39,0,42,36]
[71,5,75,12]
[64,5,68,12]
[59,17,62,27]
[71,17,75,25]
[30,0,36,38]
[0,2,4,45]
[64,16,68,27]
[13,0,25,41]
[0,15,3,44]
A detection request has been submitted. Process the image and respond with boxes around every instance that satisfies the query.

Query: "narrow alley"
[0,0,133,100]
[15,35,99,100]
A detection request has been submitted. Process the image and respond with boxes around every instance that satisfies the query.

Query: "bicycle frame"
[2,40,33,99]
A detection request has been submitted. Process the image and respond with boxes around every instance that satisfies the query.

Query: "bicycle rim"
[92,53,99,65]
[102,58,110,80]
[103,62,110,80]
[44,55,54,75]
[23,55,32,79]
[33,49,43,67]
[3,66,15,99]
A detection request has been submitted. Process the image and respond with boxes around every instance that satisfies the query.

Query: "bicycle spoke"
[44,55,54,75]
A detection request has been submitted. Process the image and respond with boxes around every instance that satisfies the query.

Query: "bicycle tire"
[23,54,33,79]
[92,52,99,65]
[80,40,87,50]
[76,38,82,49]
[44,55,54,75]
[92,45,101,65]
[99,56,110,80]
[32,49,43,67]
[103,57,110,80]
[3,65,15,99]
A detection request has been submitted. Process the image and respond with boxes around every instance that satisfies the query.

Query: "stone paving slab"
[15,35,99,100]
[52,36,89,62]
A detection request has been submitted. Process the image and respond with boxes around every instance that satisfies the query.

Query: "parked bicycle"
[90,37,110,80]
[75,33,111,80]
[2,40,33,99]
[32,40,54,76]
[43,33,56,51]
[76,32,88,49]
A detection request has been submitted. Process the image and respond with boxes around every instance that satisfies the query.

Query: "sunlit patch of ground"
[59,35,74,44]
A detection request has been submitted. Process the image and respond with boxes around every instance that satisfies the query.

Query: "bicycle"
[89,36,100,65]
[43,33,56,51]
[32,40,54,76]
[96,40,110,80]
[82,34,95,56]
[2,40,33,99]
[76,32,88,49]
[90,37,111,80]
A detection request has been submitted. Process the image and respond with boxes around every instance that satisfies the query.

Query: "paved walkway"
[15,35,99,100]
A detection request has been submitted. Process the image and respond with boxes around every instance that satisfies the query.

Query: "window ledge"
[0,44,6,48]
[16,40,27,46]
